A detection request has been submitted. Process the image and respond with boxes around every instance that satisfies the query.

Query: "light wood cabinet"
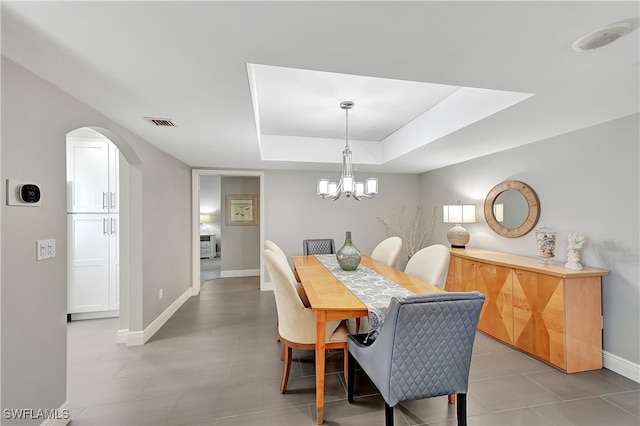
[477,262,514,345]
[448,248,608,373]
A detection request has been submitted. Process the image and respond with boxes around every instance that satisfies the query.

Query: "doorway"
[66,127,120,320]
[191,169,265,294]
[199,175,221,282]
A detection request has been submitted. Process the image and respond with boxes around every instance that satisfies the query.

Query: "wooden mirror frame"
[484,180,540,238]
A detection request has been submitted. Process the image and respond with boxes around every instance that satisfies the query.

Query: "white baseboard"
[116,328,128,344]
[40,400,71,426]
[262,281,273,291]
[125,287,193,346]
[220,269,260,278]
[69,310,119,321]
[603,350,640,383]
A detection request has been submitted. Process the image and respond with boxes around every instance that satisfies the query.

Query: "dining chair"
[404,244,450,289]
[264,249,349,393]
[370,236,403,268]
[347,291,485,426]
[265,239,305,293]
[303,238,335,255]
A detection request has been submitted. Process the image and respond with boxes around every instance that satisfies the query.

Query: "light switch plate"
[36,239,55,260]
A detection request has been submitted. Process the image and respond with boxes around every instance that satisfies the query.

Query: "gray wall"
[419,114,640,368]
[220,177,260,272]
[263,170,421,271]
[1,58,192,421]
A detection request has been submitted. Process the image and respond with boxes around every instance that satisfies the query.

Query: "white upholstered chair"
[264,249,349,393]
[404,244,451,289]
[370,236,403,268]
[264,240,309,306]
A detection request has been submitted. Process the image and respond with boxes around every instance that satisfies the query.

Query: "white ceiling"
[2,1,638,174]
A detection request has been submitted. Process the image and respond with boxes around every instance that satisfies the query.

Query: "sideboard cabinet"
[446,248,609,373]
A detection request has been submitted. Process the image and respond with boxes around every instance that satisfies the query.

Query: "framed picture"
[225,194,258,226]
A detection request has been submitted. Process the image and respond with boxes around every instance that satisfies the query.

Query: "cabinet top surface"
[450,247,609,278]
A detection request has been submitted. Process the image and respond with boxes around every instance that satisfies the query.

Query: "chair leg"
[448,394,456,404]
[343,346,349,391]
[280,342,285,361]
[384,402,394,426]
[456,393,467,426]
[355,317,361,334]
[280,344,293,393]
[347,352,355,403]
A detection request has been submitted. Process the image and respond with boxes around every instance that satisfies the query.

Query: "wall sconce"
[443,202,476,248]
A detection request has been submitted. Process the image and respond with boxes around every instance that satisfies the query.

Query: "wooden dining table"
[292,254,444,424]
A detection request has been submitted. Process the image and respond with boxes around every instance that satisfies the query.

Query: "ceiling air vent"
[145,117,176,127]
[572,22,631,51]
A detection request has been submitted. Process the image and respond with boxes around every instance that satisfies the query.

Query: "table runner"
[314,254,413,338]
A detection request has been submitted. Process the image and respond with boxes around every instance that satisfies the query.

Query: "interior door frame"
[191,169,265,294]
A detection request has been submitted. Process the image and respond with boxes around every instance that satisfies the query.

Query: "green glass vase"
[336,231,361,271]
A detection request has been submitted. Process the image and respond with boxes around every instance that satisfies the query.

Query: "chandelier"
[317,101,378,200]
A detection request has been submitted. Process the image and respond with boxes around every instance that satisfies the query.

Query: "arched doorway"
[66,126,144,344]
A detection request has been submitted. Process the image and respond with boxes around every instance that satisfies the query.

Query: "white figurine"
[565,232,586,270]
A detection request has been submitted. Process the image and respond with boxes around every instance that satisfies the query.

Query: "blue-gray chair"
[347,292,485,426]
[303,239,335,255]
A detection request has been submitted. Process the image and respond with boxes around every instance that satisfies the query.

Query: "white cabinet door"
[68,214,110,313]
[67,140,109,213]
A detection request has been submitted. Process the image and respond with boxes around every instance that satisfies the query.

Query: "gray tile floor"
[68,276,640,425]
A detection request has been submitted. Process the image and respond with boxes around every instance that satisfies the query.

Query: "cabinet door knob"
[102,192,108,210]
[102,217,108,235]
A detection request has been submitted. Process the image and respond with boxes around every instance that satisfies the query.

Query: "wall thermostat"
[19,184,41,203]
[6,179,42,206]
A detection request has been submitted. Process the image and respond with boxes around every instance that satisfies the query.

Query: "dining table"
[292,254,445,424]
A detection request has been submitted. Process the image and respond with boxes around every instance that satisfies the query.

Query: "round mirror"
[484,181,540,238]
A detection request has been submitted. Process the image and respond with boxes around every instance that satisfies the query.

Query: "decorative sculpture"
[565,232,586,270]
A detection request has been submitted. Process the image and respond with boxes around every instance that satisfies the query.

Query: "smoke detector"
[572,22,631,51]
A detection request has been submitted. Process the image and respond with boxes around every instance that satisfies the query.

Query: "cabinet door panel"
[67,140,109,213]
[445,255,462,291]
[68,214,110,313]
[477,263,513,344]
[513,269,565,368]
[460,259,476,292]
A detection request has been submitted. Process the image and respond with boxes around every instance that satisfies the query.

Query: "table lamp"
[443,203,476,248]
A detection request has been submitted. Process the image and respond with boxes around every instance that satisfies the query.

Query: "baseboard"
[125,287,193,346]
[39,400,71,426]
[116,328,128,344]
[220,269,260,278]
[262,280,273,291]
[603,350,640,383]
[69,310,119,321]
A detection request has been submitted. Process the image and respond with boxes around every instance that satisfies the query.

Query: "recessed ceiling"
[2,1,638,173]
[248,64,533,165]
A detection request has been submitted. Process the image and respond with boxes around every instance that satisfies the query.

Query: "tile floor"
[68,276,639,425]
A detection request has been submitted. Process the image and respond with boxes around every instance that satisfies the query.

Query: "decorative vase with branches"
[377,205,437,259]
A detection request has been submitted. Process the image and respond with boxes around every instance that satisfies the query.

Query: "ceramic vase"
[336,231,361,271]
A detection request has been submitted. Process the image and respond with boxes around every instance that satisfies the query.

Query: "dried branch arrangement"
[377,205,437,258]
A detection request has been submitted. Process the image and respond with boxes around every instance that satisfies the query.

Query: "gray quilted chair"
[347,291,485,426]
[302,239,335,255]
